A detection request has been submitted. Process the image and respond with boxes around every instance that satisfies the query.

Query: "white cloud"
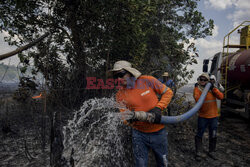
[204,0,249,29]
[227,0,250,27]
[187,31,223,83]
[212,24,219,37]
[196,38,222,58]
[187,58,203,83]
[234,0,250,9]
[205,0,250,27]
[228,33,240,44]
[187,30,241,83]
[204,0,237,10]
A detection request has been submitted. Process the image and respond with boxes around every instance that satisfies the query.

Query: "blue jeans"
[132,128,168,167]
[196,117,218,138]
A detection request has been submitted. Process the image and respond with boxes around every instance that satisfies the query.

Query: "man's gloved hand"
[209,82,215,90]
[120,110,159,123]
[194,83,199,87]
[120,110,137,123]
[134,111,155,123]
[148,107,162,124]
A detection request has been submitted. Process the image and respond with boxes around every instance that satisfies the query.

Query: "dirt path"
[167,111,250,167]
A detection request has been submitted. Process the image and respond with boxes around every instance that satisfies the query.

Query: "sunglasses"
[199,78,208,82]
[113,70,127,79]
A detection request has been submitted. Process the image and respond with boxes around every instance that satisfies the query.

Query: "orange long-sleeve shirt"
[193,86,224,118]
[116,75,173,133]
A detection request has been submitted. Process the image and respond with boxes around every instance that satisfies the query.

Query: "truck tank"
[221,49,250,88]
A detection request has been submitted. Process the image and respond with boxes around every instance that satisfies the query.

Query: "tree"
[0,0,214,106]
[132,0,213,84]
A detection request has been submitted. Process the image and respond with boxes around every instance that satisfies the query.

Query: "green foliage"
[0,0,213,108]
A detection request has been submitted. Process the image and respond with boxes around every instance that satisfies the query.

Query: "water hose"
[160,83,211,124]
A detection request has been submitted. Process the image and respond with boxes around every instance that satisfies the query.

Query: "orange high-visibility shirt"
[193,87,224,118]
[116,75,173,133]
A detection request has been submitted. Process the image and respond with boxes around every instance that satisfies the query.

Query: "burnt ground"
[1,96,250,167]
[0,100,51,167]
[166,111,250,167]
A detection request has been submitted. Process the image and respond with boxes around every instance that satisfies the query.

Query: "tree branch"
[0,32,50,61]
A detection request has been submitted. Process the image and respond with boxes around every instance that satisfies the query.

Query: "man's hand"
[120,110,136,123]
[148,107,162,123]
[134,111,155,123]
[209,82,214,90]
[120,110,156,123]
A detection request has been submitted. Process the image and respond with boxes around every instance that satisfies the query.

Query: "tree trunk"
[50,110,64,167]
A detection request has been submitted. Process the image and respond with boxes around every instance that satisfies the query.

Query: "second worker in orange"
[193,73,224,161]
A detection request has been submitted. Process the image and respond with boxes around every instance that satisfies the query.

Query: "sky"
[0,31,18,66]
[188,0,250,82]
[0,0,250,83]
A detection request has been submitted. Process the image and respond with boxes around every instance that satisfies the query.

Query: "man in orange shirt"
[111,60,173,167]
[193,73,224,161]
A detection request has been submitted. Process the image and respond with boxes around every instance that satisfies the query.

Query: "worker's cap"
[199,73,210,81]
[210,75,216,81]
[162,72,169,77]
[109,60,141,79]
